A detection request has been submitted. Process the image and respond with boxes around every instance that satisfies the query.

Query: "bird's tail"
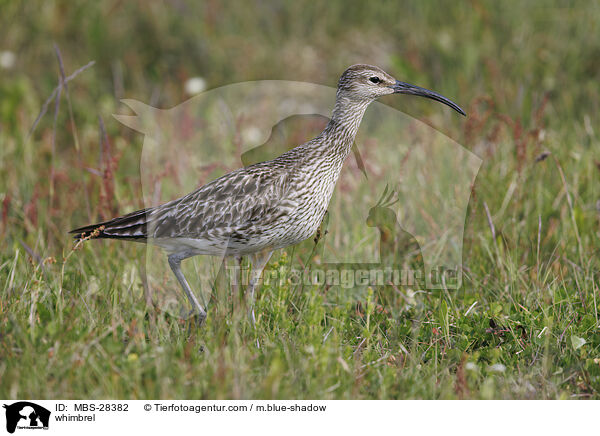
[69,208,150,241]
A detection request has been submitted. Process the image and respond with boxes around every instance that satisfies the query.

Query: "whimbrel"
[70,64,465,324]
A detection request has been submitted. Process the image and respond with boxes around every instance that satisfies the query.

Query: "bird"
[70,64,465,325]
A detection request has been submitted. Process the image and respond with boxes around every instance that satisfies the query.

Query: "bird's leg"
[313,210,329,245]
[168,254,207,323]
[235,255,244,296]
[313,228,322,245]
[246,249,273,326]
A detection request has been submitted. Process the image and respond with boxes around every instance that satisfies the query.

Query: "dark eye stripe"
[369,77,380,84]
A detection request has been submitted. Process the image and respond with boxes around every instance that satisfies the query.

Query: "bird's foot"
[180,307,207,326]
[186,313,206,337]
[191,311,207,327]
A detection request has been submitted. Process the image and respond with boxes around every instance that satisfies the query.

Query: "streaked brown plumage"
[71,64,465,324]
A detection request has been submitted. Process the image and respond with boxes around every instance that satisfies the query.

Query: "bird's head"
[337,64,465,116]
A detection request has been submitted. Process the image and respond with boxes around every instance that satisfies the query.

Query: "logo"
[3,402,50,433]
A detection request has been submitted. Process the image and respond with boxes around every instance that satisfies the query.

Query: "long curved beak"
[392,80,466,116]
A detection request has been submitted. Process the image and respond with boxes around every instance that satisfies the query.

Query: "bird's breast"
[272,156,344,246]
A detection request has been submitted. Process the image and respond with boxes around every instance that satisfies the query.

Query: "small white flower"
[465,362,477,371]
[488,363,506,373]
[184,77,206,95]
[242,126,262,144]
[0,50,16,69]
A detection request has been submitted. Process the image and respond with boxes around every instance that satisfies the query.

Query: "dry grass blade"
[18,239,45,271]
[54,44,82,152]
[552,156,584,266]
[98,115,110,167]
[27,60,95,139]
[483,200,496,240]
[49,67,62,213]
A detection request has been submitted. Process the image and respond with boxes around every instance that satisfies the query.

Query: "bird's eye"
[369,77,381,84]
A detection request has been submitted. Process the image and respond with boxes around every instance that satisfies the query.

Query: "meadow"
[1,1,599,399]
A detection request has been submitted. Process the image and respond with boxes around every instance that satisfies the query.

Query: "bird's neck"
[319,94,370,157]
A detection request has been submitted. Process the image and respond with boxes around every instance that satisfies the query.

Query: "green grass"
[1,1,599,399]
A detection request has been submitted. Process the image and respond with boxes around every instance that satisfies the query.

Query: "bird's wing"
[147,162,294,241]
[70,155,300,243]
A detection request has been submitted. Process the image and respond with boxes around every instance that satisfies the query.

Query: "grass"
[1,1,599,399]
